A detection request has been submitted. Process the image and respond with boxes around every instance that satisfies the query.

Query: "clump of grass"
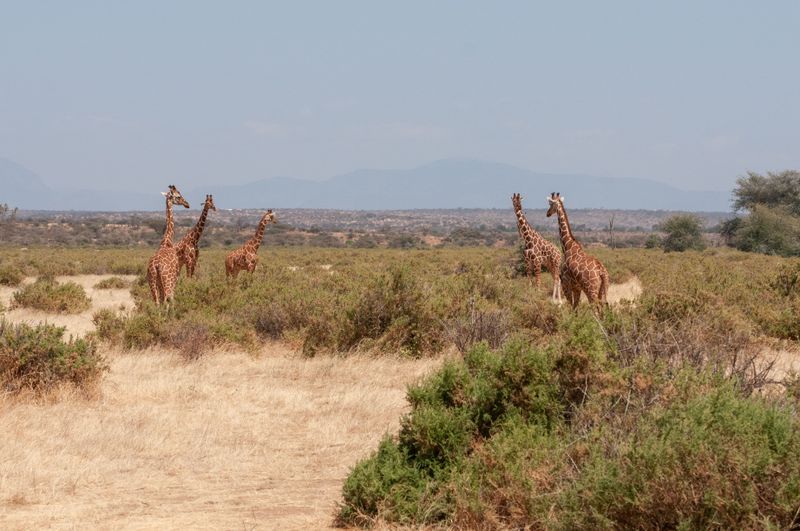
[0,265,24,286]
[12,278,91,314]
[93,276,131,289]
[0,321,106,393]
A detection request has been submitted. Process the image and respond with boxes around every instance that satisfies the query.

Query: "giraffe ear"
[161,192,168,197]
[560,196,566,202]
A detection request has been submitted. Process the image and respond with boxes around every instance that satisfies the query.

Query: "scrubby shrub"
[733,205,800,256]
[0,321,106,392]
[94,276,131,289]
[339,316,800,529]
[658,214,706,252]
[0,265,24,286]
[445,299,509,353]
[12,278,91,313]
[122,307,168,349]
[168,320,211,361]
[92,308,125,343]
[339,265,443,356]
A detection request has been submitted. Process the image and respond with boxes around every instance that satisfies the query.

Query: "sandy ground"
[0,275,136,338]
[0,346,443,530]
[606,276,643,305]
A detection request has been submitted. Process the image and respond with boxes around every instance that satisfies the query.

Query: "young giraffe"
[176,194,217,278]
[512,193,562,302]
[546,192,609,310]
[225,210,277,279]
[146,185,190,305]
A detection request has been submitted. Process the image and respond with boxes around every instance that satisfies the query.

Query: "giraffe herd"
[145,184,609,311]
[145,185,277,306]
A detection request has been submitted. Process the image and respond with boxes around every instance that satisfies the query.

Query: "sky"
[1,1,798,192]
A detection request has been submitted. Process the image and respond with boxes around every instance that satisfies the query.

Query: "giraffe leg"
[533,264,542,288]
[147,267,160,304]
[552,270,562,303]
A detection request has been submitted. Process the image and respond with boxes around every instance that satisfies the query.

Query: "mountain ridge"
[0,157,732,212]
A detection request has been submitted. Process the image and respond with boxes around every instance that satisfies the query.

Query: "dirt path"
[0,275,136,338]
[0,346,443,530]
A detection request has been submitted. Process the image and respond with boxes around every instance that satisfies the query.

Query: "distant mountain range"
[1,157,732,212]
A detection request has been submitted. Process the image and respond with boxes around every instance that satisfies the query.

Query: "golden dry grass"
[0,275,136,338]
[0,345,444,530]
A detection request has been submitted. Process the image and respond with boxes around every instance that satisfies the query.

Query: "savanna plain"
[1,246,799,529]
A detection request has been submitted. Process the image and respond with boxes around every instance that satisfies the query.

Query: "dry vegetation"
[0,245,797,528]
[0,347,443,529]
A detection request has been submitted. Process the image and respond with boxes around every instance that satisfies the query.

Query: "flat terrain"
[0,274,136,338]
[0,346,443,529]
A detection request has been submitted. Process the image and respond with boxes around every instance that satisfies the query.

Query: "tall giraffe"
[512,193,562,302]
[146,185,190,305]
[176,194,217,278]
[546,192,609,310]
[225,210,277,279]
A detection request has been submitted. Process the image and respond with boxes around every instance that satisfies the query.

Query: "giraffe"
[546,192,609,310]
[225,210,277,279]
[176,194,217,278]
[512,193,562,302]
[146,185,190,305]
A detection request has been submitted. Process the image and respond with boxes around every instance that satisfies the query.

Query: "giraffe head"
[546,192,564,217]
[262,209,277,224]
[204,194,217,211]
[162,185,190,209]
[511,193,522,211]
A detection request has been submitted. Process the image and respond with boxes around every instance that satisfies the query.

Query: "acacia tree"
[726,170,800,256]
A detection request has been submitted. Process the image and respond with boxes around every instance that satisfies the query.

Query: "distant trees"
[657,214,706,252]
[724,170,800,256]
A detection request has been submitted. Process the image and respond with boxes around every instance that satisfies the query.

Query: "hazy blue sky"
[1,1,798,192]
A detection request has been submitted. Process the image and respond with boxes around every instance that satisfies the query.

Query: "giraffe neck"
[189,202,211,244]
[514,204,536,247]
[555,203,580,252]
[248,216,270,252]
[160,195,174,247]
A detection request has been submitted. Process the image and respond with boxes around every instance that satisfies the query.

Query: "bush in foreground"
[0,321,106,392]
[337,316,800,529]
[12,278,91,313]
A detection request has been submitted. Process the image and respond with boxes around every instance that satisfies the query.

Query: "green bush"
[658,214,706,252]
[733,204,800,256]
[0,321,106,392]
[12,278,92,313]
[339,319,800,529]
[92,309,125,343]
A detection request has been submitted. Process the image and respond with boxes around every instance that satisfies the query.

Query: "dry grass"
[0,345,444,529]
[0,275,135,338]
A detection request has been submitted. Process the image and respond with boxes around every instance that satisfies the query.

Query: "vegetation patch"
[0,321,106,393]
[0,265,24,286]
[12,278,92,314]
[337,314,800,529]
[93,276,131,289]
